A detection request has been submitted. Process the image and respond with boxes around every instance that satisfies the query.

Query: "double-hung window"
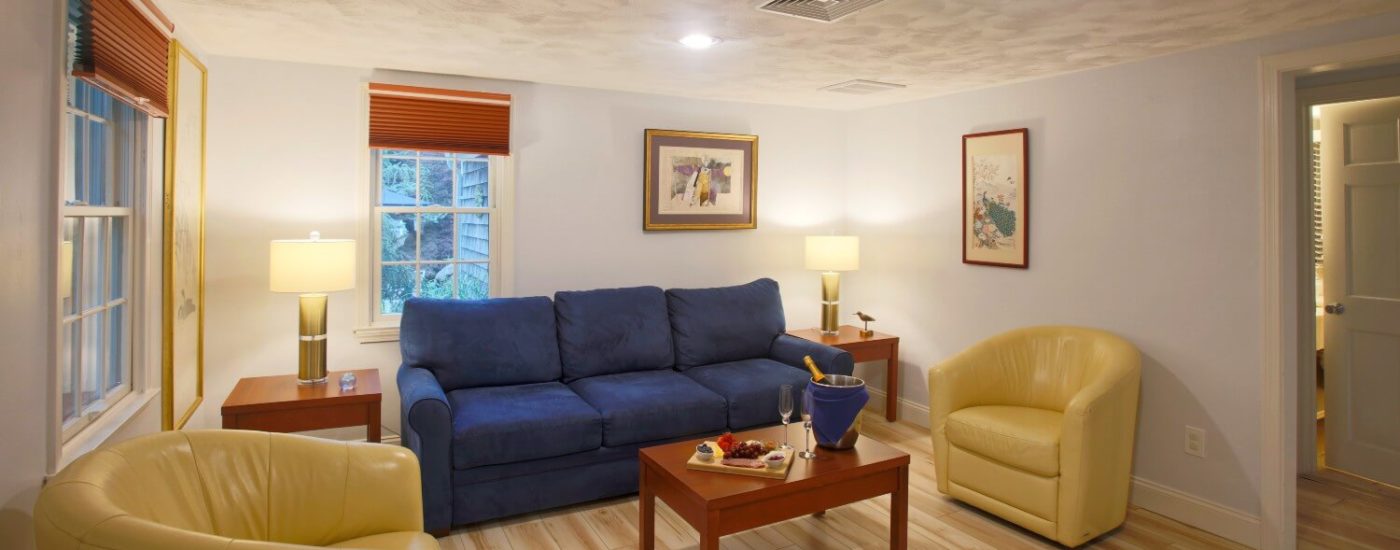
[60,78,146,440]
[370,150,506,323]
[363,83,511,332]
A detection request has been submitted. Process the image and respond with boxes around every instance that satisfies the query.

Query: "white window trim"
[353,84,515,343]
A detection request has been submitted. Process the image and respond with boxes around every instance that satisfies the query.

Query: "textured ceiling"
[159,0,1400,109]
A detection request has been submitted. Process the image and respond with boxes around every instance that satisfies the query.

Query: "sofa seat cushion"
[447,382,602,470]
[666,278,786,369]
[329,532,441,549]
[554,286,674,382]
[682,358,810,429]
[945,405,1062,477]
[568,371,727,446]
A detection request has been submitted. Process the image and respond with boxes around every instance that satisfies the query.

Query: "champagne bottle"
[803,355,826,383]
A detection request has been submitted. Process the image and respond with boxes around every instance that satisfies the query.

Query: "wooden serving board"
[684,442,794,480]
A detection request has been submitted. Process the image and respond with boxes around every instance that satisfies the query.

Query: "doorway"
[1298,75,1400,483]
[1261,36,1400,550]
[1293,73,1400,549]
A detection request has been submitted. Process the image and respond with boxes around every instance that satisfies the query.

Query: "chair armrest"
[340,443,427,536]
[397,364,453,534]
[927,335,1019,493]
[769,334,855,377]
[1056,343,1141,546]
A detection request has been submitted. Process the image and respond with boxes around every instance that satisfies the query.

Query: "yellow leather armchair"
[929,326,1141,547]
[34,430,440,550]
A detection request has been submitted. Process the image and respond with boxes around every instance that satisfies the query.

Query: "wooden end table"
[789,325,902,421]
[221,368,382,442]
[639,425,909,550]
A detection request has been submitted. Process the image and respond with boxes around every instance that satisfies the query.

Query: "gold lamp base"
[820,271,840,334]
[298,293,329,384]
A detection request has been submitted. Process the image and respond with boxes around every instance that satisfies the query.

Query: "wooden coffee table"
[638,425,909,549]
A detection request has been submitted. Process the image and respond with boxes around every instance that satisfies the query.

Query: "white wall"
[0,0,60,546]
[841,12,1400,519]
[194,57,848,432]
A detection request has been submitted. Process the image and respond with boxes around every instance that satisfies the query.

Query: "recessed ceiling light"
[679,34,721,50]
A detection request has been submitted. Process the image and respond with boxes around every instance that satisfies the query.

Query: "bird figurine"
[854,311,876,338]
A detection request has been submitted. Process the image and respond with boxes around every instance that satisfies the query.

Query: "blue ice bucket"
[804,374,869,450]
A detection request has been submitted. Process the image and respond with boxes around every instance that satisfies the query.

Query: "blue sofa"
[396,278,854,533]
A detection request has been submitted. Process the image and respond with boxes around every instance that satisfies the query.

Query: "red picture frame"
[962,128,1029,268]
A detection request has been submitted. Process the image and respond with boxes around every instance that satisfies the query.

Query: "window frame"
[360,149,512,337]
[58,81,140,442]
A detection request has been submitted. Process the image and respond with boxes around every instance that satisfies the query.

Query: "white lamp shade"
[269,237,356,293]
[805,235,859,271]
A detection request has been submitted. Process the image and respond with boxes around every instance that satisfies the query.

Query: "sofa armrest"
[769,334,855,377]
[396,364,453,534]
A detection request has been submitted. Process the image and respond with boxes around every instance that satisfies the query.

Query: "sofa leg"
[428,528,451,538]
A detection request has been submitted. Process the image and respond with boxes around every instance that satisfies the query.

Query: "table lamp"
[805,235,859,335]
[269,231,355,384]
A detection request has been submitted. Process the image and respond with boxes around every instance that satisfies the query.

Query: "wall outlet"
[1185,426,1206,458]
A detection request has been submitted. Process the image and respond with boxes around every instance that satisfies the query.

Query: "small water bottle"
[339,372,357,392]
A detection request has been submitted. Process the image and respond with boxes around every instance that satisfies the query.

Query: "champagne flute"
[799,388,817,459]
[778,384,794,451]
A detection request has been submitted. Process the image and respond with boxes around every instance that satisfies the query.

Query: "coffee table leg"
[700,511,720,550]
[639,464,655,550]
[891,464,908,549]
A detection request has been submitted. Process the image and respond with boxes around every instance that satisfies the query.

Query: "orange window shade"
[70,0,173,118]
[369,83,512,156]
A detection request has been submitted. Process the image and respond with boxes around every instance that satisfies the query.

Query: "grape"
[728,442,764,459]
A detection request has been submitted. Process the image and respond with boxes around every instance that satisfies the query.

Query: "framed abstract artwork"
[644,129,758,230]
[963,128,1029,268]
[162,41,207,429]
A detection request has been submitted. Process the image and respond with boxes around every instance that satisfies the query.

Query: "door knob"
[1324,303,1346,315]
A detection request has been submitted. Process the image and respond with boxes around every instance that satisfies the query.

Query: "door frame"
[1294,76,1400,477]
[1260,34,1400,550]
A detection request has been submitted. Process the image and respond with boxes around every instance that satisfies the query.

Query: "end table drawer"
[224,403,374,433]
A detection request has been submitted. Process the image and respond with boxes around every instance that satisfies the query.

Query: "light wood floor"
[1298,468,1400,549]
[440,414,1248,549]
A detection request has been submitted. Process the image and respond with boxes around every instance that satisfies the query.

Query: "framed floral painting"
[963,128,1028,268]
[644,129,758,230]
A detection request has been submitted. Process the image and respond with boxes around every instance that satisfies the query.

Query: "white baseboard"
[1130,476,1261,548]
[865,387,932,428]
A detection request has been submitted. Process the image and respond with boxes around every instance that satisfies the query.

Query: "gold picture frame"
[162,41,206,430]
[643,129,758,230]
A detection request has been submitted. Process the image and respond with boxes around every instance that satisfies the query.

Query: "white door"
[1321,96,1400,487]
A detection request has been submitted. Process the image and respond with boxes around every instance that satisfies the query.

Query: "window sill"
[55,388,159,474]
[354,324,400,343]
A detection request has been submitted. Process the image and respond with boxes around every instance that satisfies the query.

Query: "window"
[60,78,147,440]
[371,149,505,322]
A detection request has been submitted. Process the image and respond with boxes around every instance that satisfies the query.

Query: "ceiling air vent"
[756,0,888,23]
[821,79,907,95]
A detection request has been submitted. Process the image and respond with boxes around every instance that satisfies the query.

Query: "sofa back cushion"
[400,297,562,390]
[666,278,786,369]
[554,286,674,382]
